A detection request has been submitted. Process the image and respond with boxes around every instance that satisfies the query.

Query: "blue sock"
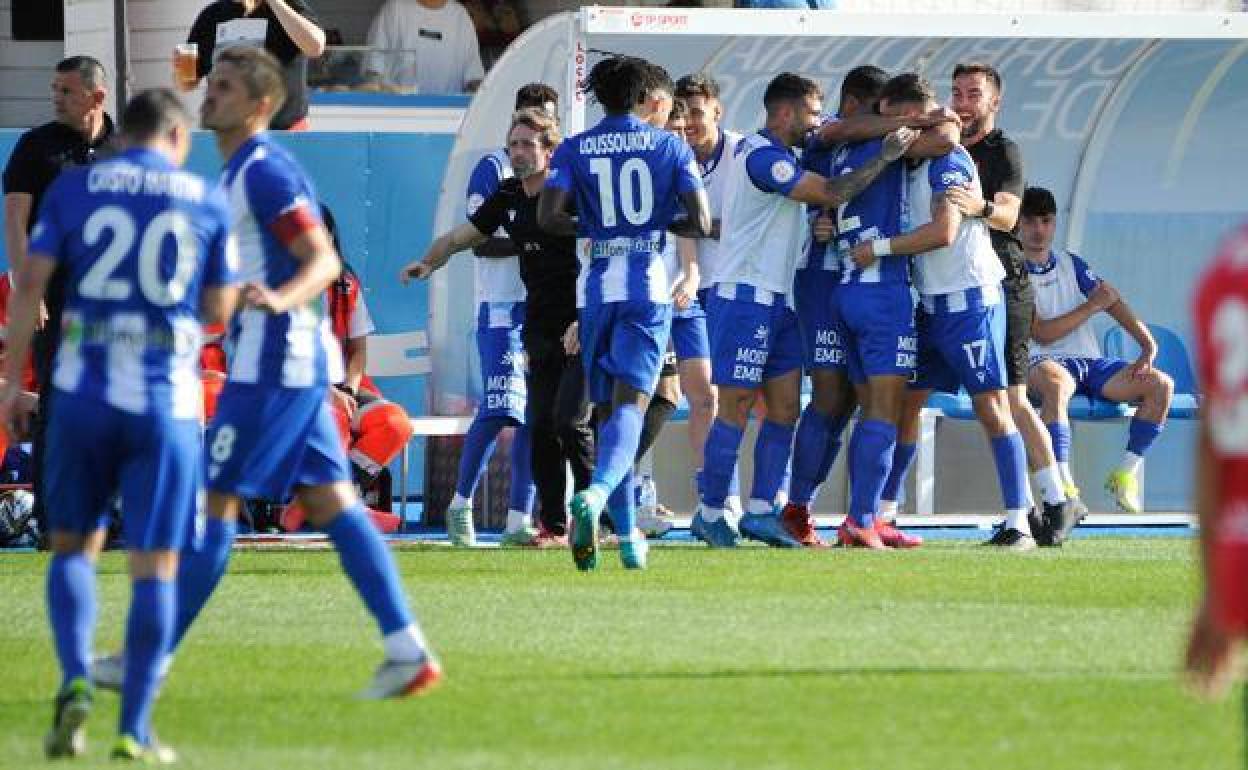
[881,443,918,504]
[990,432,1029,511]
[848,419,897,528]
[455,415,507,499]
[47,553,96,689]
[751,420,795,511]
[326,504,412,635]
[590,403,644,495]
[789,406,832,505]
[702,419,745,508]
[173,516,236,648]
[119,578,174,745]
[508,424,536,513]
[1126,418,1163,456]
[1047,421,1071,463]
[607,468,635,536]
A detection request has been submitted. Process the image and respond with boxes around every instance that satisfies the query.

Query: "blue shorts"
[794,268,846,371]
[913,301,1008,395]
[833,282,917,384]
[671,302,710,361]
[579,300,672,404]
[476,302,527,422]
[1033,355,1129,399]
[44,392,200,550]
[206,383,351,500]
[708,288,803,389]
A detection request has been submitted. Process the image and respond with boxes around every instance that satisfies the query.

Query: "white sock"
[1032,465,1067,506]
[1058,462,1076,488]
[505,509,531,533]
[746,498,772,516]
[1006,507,1031,535]
[878,500,899,522]
[383,624,428,663]
[725,495,743,515]
[1118,452,1143,476]
[773,488,789,508]
[699,504,725,523]
[449,493,471,510]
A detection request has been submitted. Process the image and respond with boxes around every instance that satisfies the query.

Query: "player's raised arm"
[788,127,917,209]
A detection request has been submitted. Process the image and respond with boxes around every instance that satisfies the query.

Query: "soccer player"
[1021,187,1173,516]
[537,55,711,570]
[674,72,743,529]
[783,65,957,549]
[96,46,441,701]
[1184,223,1248,700]
[695,72,916,549]
[0,88,236,762]
[403,107,588,548]
[859,74,1035,550]
[440,84,559,546]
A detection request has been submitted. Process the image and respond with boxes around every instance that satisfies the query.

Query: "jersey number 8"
[81,205,198,307]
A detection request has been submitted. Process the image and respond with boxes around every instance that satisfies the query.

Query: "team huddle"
[411,55,1174,565]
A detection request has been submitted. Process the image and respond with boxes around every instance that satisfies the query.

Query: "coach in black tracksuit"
[405,107,593,539]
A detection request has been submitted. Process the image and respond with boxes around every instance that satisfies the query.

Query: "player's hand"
[882,127,919,161]
[1128,350,1156,381]
[812,212,836,243]
[35,300,48,331]
[331,385,358,419]
[850,241,877,269]
[1184,599,1238,701]
[1087,281,1121,312]
[0,386,37,442]
[946,186,986,219]
[917,106,961,128]
[400,260,434,285]
[242,282,286,314]
[672,275,697,312]
[562,321,580,356]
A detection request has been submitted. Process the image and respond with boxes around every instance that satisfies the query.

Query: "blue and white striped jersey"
[829,139,908,285]
[546,113,703,307]
[797,130,839,275]
[466,148,525,306]
[1027,249,1104,359]
[29,147,238,418]
[219,134,343,388]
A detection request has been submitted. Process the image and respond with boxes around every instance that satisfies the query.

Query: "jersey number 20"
[81,205,198,307]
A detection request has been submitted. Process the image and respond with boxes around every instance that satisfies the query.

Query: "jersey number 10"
[588,157,654,228]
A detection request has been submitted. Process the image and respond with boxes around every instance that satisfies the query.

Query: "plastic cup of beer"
[173,43,198,90]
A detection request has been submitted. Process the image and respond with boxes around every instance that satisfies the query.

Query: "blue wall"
[0,129,452,496]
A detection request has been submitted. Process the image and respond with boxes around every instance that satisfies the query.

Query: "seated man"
[1021,186,1174,513]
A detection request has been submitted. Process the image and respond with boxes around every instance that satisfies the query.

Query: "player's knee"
[1150,371,1174,403]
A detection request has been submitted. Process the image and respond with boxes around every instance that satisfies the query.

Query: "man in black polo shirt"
[947,61,1078,540]
[3,55,116,544]
[401,107,592,546]
[183,0,325,130]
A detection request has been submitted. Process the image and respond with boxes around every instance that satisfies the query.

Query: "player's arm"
[200,286,239,327]
[668,189,712,238]
[2,193,32,277]
[947,140,1023,232]
[0,252,53,438]
[399,221,489,283]
[848,190,959,269]
[817,108,957,148]
[1104,294,1158,376]
[671,236,699,310]
[342,334,366,394]
[536,187,577,237]
[787,128,917,209]
[1030,281,1119,346]
[245,224,341,314]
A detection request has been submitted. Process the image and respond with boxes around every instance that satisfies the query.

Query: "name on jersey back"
[88,165,206,203]
[578,132,657,155]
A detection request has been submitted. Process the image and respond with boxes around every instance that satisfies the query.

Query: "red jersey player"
[1186,223,1248,697]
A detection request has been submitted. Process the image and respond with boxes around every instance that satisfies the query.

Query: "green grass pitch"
[0,539,1241,769]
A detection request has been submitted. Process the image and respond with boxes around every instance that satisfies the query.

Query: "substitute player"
[538,55,710,571]
[98,47,441,701]
[1,89,236,762]
[1021,187,1173,516]
[695,72,915,549]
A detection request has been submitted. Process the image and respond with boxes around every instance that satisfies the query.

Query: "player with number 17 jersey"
[828,138,914,385]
